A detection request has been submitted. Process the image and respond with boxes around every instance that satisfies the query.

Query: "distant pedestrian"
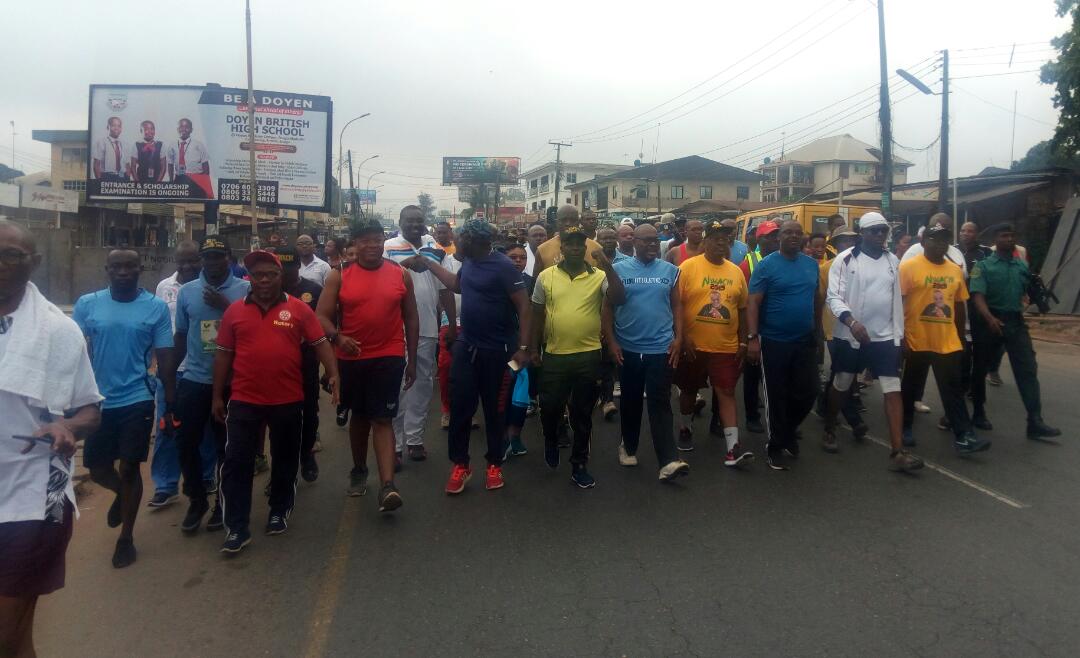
[295,234,331,286]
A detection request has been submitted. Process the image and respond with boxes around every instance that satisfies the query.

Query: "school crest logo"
[106,92,128,111]
[278,310,292,321]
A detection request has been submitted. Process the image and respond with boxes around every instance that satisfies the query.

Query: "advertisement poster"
[442,156,521,185]
[21,187,78,213]
[87,84,332,210]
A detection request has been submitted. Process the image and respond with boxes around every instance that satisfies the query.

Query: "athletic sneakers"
[301,455,319,483]
[889,450,925,472]
[265,514,287,535]
[937,416,952,431]
[914,400,932,413]
[440,413,450,430]
[107,495,122,528]
[987,371,1003,386]
[206,505,224,531]
[112,538,136,569]
[507,436,527,457]
[658,460,690,481]
[571,464,597,489]
[746,417,765,434]
[765,445,788,471]
[181,499,209,534]
[851,422,869,442]
[445,464,472,494]
[618,443,638,467]
[821,430,839,454]
[724,445,754,467]
[147,492,178,509]
[254,454,269,474]
[220,530,252,555]
[485,464,505,490]
[902,427,916,447]
[677,428,694,452]
[407,444,427,461]
[347,467,369,497]
[954,432,992,454]
[336,405,350,427]
[378,483,403,512]
[602,401,618,421]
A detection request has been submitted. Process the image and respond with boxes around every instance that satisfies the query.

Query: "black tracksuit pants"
[902,350,972,438]
[447,341,511,467]
[540,350,601,466]
[760,335,818,455]
[176,380,227,506]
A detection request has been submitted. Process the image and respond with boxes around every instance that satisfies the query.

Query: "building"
[757,134,912,203]
[522,161,631,213]
[566,155,761,219]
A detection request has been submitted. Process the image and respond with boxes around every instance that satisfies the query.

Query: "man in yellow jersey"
[533,205,603,274]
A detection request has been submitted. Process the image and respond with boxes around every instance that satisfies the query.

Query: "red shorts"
[675,351,743,391]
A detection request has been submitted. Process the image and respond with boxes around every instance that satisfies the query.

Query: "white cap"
[620,217,636,227]
[858,211,888,230]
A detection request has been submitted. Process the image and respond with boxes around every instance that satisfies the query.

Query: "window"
[612,186,618,198]
[574,194,579,206]
[737,186,749,200]
[853,163,873,175]
[529,178,538,189]
[540,200,547,209]
[699,185,713,199]
[540,174,550,192]
[670,185,684,199]
[634,185,648,199]
[531,202,538,211]
[61,148,86,163]
[565,173,577,184]
[63,180,86,191]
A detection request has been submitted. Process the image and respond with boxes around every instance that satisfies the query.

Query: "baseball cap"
[756,220,780,236]
[829,226,858,241]
[200,237,229,254]
[275,246,300,267]
[923,225,952,241]
[243,249,282,271]
[619,217,636,227]
[559,225,588,242]
[704,219,732,237]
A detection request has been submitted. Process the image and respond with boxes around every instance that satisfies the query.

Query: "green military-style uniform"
[968,251,1042,422]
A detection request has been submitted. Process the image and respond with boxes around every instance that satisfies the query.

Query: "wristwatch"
[518,345,531,352]
[745,333,759,341]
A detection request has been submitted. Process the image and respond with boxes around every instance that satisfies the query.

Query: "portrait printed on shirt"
[919,285,953,321]
[693,275,735,325]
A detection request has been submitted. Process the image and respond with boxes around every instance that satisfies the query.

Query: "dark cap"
[275,246,300,267]
[242,249,282,271]
[559,225,588,242]
[704,219,732,237]
[200,236,229,254]
[987,222,1015,235]
[923,224,952,241]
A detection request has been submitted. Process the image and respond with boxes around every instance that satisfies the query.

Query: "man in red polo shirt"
[212,250,339,555]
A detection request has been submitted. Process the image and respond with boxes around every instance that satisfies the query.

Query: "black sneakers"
[1027,418,1062,440]
[336,405,350,427]
[221,530,252,555]
[147,492,178,509]
[206,505,224,532]
[181,499,209,534]
[378,483,403,513]
[571,464,596,489]
[265,514,287,535]
[112,537,136,569]
[301,455,319,483]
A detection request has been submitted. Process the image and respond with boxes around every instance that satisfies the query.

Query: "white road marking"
[864,434,1029,509]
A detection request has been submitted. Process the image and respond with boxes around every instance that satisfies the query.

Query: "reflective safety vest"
[746,250,763,274]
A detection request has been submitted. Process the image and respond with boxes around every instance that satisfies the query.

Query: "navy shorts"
[83,400,156,468]
[339,356,405,420]
[0,502,73,597]
[830,339,901,378]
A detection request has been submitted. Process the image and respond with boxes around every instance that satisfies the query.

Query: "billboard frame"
[85,83,333,212]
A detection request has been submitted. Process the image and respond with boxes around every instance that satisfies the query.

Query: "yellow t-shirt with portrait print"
[677,254,746,354]
[899,254,968,354]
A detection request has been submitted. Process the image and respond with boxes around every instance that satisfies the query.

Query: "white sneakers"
[659,460,690,481]
[618,443,638,467]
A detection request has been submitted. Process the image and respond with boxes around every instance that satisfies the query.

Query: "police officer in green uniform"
[968,222,1060,439]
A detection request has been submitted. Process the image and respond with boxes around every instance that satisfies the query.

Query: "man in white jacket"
[823,212,923,472]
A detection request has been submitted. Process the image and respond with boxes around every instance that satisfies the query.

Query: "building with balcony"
[522,161,631,213]
[566,155,761,219]
[756,134,912,203]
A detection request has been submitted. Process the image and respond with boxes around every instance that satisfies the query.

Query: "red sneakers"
[445,464,472,494]
[485,464,505,490]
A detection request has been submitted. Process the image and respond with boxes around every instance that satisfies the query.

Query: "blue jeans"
[152,377,217,495]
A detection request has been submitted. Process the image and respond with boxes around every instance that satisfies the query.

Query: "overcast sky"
[2,0,1067,215]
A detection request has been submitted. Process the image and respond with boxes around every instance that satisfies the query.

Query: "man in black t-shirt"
[279,247,323,482]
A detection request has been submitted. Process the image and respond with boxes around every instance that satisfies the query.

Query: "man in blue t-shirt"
[603,223,690,481]
[168,237,250,533]
[426,220,531,494]
[74,249,174,568]
[746,219,822,471]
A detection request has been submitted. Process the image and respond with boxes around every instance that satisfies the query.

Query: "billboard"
[442,156,520,185]
[87,84,332,210]
[22,187,78,213]
[353,189,376,205]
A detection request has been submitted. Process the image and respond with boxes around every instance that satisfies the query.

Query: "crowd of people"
[0,202,1060,654]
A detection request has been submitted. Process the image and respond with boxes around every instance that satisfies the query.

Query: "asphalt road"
[36,339,1080,657]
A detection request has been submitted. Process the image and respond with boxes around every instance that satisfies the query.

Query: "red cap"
[755,220,780,236]
[243,249,282,271]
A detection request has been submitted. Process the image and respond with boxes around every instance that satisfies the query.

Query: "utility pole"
[245,0,259,249]
[877,0,893,219]
[1010,90,1018,165]
[938,49,950,213]
[347,149,356,222]
[549,140,572,209]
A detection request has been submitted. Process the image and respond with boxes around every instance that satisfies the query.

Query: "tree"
[459,207,476,221]
[1042,1,1080,159]
[417,192,437,222]
[1011,140,1080,170]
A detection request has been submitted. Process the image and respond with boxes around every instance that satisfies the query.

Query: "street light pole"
[245,0,259,249]
[877,0,893,219]
[896,49,950,214]
[366,171,385,216]
[337,113,371,224]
